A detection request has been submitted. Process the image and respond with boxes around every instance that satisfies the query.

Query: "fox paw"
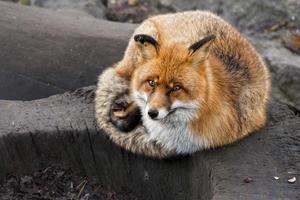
[110,92,141,132]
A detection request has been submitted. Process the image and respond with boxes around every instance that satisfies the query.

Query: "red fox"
[95,11,270,158]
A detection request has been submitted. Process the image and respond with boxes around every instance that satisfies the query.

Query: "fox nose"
[148,109,159,119]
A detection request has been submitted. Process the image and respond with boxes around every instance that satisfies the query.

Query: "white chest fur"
[133,91,209,154]
[142,113,209,154]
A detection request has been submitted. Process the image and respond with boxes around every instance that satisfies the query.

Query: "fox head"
[131,34,215,122]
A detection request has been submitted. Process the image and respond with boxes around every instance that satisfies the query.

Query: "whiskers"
[164,100,199,123]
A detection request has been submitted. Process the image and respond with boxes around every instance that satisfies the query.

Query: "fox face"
[131,34,215,122]
[132,60,201,122]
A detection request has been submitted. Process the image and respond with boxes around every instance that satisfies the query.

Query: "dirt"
[0,165,138,200]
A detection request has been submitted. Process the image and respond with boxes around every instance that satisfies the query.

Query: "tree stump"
[0,86,299,199]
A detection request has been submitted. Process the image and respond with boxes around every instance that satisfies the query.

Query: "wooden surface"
[0,86,299,200]
[0,1,137,100]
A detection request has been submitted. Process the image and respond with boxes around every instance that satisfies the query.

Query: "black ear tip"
[189,34,216,53]
[209,34,216,40]
[134,34,143,43]
[133,34,159,48]
[204,34,216,42]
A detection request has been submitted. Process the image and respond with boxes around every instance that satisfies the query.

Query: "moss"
[19,0,30,6]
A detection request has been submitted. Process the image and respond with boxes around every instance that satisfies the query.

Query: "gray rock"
[250,37,300,110]
[170,0,300,33]
[104,0,173,23]
[31,0,106,19]
[3,0,300,32]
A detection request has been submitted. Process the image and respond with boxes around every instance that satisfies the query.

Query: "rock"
[282,30,300,54]
[158,0,173,7]
[104,0,174,23]
[243,177,253,183]
[288,177,296,184]
[105,0,153,23]
[250,37,300,111]
[31,0,106,19]
[169,0,300,33]
[4,0,300,32]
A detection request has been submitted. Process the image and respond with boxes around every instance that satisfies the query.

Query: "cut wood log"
[0,86,299,200]
[0,1,137,100]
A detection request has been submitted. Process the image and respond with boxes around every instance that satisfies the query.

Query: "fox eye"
[171,85,181,92]
[148,80,155,87]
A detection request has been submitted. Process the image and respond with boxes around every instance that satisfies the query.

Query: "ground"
[0,164,138,200]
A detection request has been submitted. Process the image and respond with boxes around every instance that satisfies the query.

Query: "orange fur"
[115,11,270,149]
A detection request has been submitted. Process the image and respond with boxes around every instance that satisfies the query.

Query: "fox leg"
[110,92,141,132]
[95,67,174,158]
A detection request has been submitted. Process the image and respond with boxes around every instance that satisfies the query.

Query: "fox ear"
[134,34,159,60]
[188,35,216,66]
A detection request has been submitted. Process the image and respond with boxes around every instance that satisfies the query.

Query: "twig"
[77,180,88,199]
